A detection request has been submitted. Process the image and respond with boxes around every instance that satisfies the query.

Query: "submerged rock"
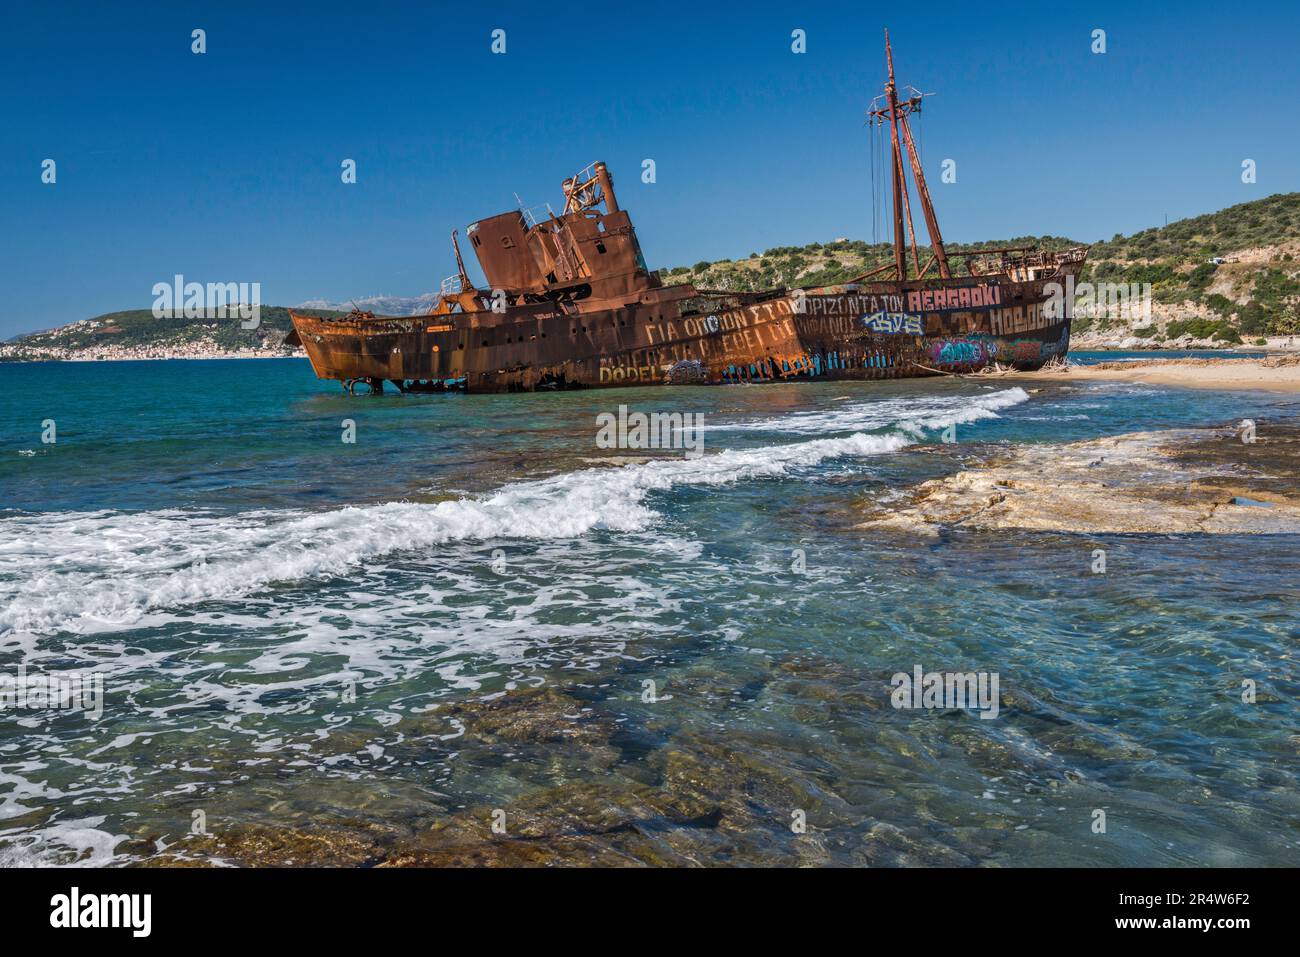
[142,678,860,866]
[858,426,1300,535]
[431,686,613,745]
[856,821,976,867]
[150,820,403,867]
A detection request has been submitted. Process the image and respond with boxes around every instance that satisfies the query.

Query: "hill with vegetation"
[3,306,347,361]
[655,236,1082,292]
[656,192,1300,346]
[1078,192,1300,343]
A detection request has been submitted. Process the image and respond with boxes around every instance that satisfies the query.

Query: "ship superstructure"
[289,34,1086,394]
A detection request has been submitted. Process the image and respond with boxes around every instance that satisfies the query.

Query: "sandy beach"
[1020,355,1300,393]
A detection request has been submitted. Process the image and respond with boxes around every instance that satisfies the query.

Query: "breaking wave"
[0,388,1033,638]
[713,386,1031,435]
[0,431,909,638]
[0,816,125,868]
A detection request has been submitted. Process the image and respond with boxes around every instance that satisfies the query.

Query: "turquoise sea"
[0,355,1297,866]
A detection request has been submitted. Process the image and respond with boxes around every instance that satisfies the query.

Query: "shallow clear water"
[0,357,1297,866]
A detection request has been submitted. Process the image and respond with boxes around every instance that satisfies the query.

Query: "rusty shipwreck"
[288,34,1088,395]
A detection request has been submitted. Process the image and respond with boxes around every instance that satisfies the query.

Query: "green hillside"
[1080,193,1300,339]
[656,193,1300,338]
[1087,192,1300,261]
[656,236,1082,292]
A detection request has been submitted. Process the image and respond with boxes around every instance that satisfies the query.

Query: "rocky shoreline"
[859,424,1300,536]
[1071,332,1300,353]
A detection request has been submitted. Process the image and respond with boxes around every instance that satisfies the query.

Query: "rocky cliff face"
[1072,237,1300,351]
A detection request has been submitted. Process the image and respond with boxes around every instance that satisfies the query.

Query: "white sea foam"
[0,430,910,638]
[0,815,125,867]
[708,387,1031,435]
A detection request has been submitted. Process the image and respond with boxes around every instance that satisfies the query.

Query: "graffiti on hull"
[929,335,994,366]
[860,310,925,335]
[907,283,1002,313]
[1003,327,1070,365]
[1008,339,1044,363]
[928,326,1069,369]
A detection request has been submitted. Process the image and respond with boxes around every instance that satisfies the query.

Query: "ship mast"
[884,42,908,280]
[868,31,951,280]
[451,229,474,291]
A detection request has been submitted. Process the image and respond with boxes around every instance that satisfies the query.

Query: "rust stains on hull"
[289,270,1082,395]
[289,40,1090,398]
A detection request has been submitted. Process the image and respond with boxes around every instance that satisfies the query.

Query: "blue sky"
[2,0,1298,337]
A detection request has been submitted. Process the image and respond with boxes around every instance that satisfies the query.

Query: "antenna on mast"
[451,229,474,292]
[867,30,951,281]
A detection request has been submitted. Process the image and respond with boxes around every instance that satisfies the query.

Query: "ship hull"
[290,269,1079,394]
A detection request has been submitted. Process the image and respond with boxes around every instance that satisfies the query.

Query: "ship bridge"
[466,161,661,310]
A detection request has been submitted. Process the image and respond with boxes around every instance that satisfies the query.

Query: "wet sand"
[1018,356,1300,393]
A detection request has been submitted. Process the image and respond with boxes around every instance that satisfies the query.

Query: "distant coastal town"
[0,338,301,362]
[0,309,307,362]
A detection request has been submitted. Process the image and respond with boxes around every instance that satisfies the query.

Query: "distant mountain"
[295,293,440,316]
